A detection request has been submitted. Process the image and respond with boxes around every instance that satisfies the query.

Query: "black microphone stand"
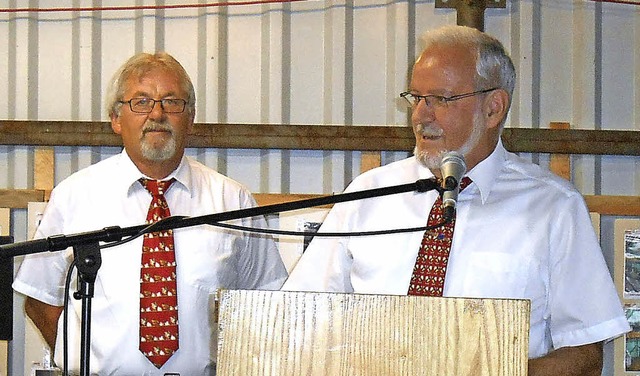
[0,177,441,376]
[72,242,101,376]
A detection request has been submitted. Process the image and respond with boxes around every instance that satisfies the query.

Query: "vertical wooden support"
[0,321,6,374]
[0,209,9,237]
[360,151,382,174]
[549,122,571,180]
[435,0,507,31]
[34,147,55,200]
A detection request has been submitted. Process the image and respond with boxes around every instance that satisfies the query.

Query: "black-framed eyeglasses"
[119,97,188,114]
[399,87,499,109]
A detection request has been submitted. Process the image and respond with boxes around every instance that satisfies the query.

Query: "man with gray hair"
[13,52,288,375]
[283,25,629,375]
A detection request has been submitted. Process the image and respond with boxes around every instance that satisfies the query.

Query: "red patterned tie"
[139,178,179,368]
[407,177,472,296]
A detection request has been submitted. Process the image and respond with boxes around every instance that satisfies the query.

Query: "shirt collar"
[465,139,506,204]
[117,149,193,197]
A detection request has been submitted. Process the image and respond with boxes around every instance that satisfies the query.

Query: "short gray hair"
[419,25,516,126]
[105,52,196,118]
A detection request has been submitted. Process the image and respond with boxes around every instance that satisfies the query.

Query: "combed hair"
[419,25,516,124]
[105,52,196,118]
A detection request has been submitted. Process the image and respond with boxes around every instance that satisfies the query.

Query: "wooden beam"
[0,120,121,146]
[1,120,640,156]
[500,127,640,156]
[253,193,334,208]
[188,123,413,151]
[0,189,638,217]
[0,189,45,209]
[0,121,414,151]
[584,195,640,216]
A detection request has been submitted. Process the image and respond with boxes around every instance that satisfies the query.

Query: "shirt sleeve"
[234,190,288,290]
[12,193,73,307]
[547,192,630,348]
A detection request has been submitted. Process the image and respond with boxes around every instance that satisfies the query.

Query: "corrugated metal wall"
[1,0,639,375]
[1,0,638,238]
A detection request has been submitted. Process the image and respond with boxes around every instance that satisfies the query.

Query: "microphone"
[440,151,467,222]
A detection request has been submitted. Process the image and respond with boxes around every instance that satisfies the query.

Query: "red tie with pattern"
[407,177,472,296]
[139,178,179,368]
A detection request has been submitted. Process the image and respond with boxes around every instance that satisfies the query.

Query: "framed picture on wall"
[614,219,640,375]
[626,232,640,299]
[624,304,640,372]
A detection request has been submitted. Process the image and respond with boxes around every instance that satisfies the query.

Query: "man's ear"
[110,112,122,134]
[485,89,509,129]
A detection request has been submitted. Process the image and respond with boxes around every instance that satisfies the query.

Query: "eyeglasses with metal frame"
[399,87,499,109]
[119,97,188,114]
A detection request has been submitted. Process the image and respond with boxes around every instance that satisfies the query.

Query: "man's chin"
[414,147,444,170]
[141,143,176,162]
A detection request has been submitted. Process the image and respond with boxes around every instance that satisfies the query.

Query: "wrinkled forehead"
[123,67,186,96]
[411,45,477,91]
[417,44,476,72]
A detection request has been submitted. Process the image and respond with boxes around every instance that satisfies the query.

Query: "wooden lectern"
[216,290,530,376]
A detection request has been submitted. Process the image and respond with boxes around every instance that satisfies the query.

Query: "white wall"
[1,1,639,375]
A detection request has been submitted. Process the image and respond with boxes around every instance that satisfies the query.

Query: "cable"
[0,0,308,13]
[101,216,188,249]
[208,220,446,237]
[58,208,448,373]
[100,213,450,250]
[62,259,76,376]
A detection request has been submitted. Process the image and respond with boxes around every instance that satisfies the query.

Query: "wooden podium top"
[216,290,530,376]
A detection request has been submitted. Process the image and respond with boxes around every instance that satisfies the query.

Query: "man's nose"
[412,99,436,123]
[147,100,166,120]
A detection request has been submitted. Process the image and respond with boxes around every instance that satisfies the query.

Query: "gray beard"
[140,121,176,161]
[413,145,443,170]
[414,109,484,170]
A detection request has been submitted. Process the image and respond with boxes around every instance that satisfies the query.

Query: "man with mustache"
[13,52,288,375]
[283,25,629,375]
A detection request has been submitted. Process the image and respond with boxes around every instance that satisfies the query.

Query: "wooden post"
[435,0,507,31]
[549,122,571,181]
[34,147,54,200]
[360,151,382,174]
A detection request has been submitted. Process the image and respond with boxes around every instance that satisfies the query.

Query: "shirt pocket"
[461,252,529,299]
[174,227,233,292]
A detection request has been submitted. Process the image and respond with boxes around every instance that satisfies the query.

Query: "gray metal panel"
[0,2,639,375]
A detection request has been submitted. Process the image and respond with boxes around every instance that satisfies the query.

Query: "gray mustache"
[142,122,174,135]
[416,123,443,137]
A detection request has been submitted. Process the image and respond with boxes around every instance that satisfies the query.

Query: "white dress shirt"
[283,141,630,358]
[13,150,288,375]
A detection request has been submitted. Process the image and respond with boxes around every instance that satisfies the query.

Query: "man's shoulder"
[502,151,580,198]
[349,157,424,189]
[55,154,122,189]
[184,156,252,193]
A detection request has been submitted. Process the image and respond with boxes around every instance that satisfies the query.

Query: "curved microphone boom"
[440,151,467,222]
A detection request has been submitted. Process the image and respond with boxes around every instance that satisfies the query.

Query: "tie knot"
[437,176,472,192]
[140,178,175,196]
